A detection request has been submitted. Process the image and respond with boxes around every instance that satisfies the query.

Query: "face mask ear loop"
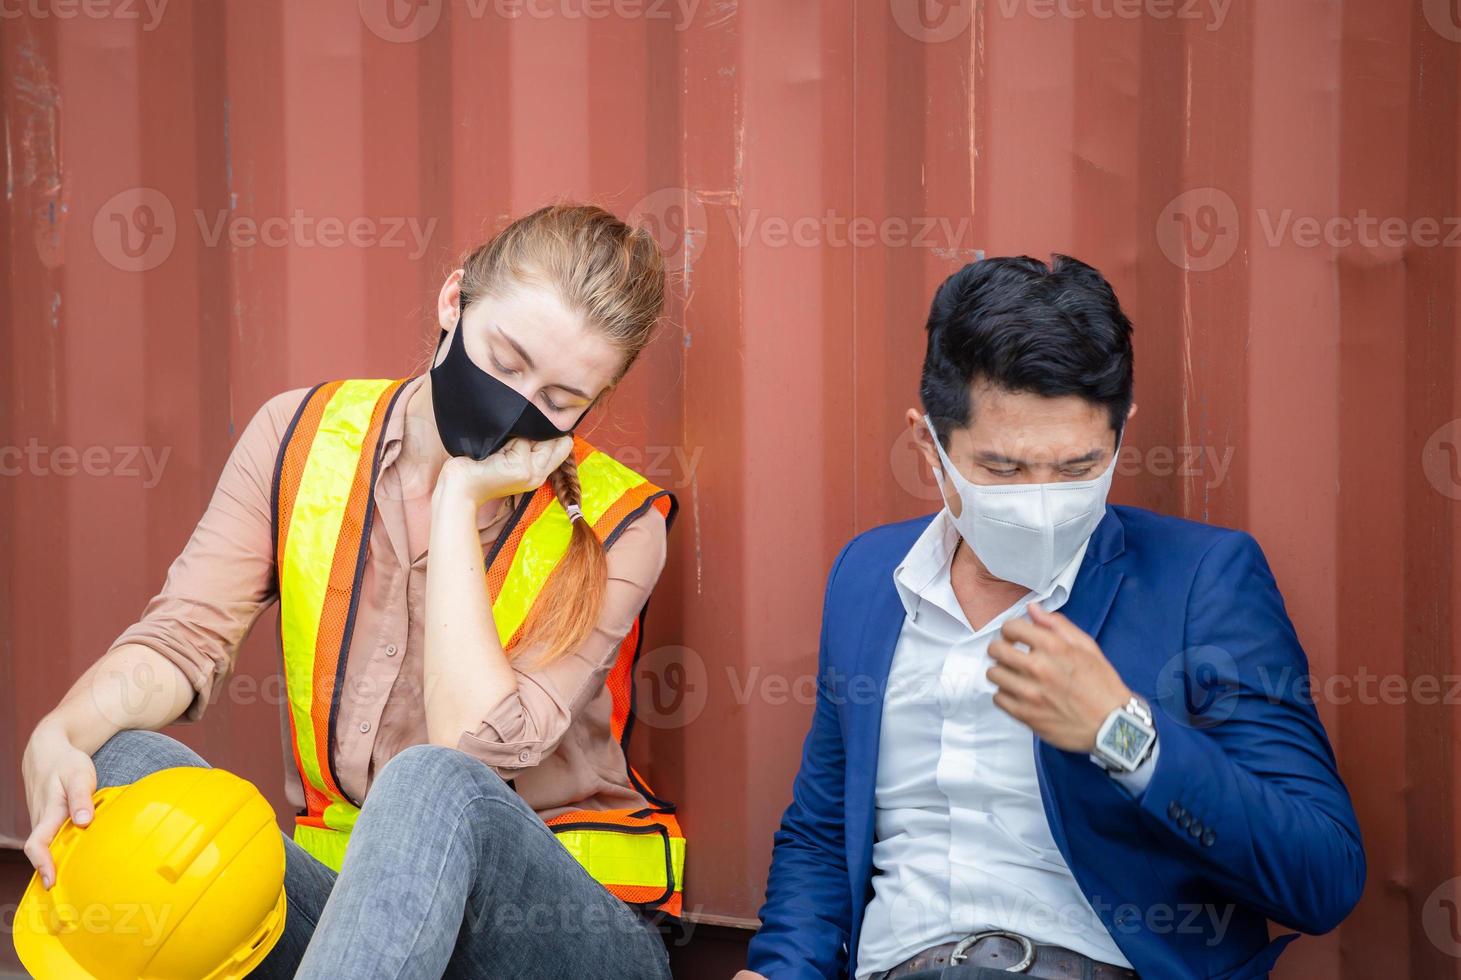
[924,415,960,515]
[435,287,467,360]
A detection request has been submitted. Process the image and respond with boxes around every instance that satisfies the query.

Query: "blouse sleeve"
[453,504,669,771]
[104,389,308,722]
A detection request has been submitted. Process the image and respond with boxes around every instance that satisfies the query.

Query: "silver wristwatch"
[1090,695,1157,773]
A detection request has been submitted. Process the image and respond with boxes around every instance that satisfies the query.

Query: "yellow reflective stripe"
[279,379,394,799]
[553,828,686,892]
[491,504,572,645]
[292,823,351,873]
[322,800,359,834]
[491,449,650,644]
[576,449,648,519]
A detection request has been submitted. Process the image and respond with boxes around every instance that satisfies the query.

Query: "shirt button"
[385,644,398,657]
[359,721,371,733]
[518,749,531,762]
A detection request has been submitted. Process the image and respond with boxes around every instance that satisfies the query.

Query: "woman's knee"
[92,729,209,788]
[369,743,514,810]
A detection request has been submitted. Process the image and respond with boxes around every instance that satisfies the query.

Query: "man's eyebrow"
[495,322,593,400]
[973,448,1107,466]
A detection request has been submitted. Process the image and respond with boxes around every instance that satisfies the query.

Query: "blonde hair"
[459,204,665,664]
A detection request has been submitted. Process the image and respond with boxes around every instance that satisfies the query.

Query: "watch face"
[1101,713,1152,764]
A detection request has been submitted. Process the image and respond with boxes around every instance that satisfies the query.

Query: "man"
[739,256,1364,979]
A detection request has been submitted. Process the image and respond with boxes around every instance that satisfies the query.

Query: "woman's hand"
[433,436,575,510]
[21,717,100,889]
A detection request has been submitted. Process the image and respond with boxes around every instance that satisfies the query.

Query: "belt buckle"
[949,930,1036,972]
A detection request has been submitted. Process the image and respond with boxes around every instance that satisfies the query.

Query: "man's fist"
[986,600,1132,751]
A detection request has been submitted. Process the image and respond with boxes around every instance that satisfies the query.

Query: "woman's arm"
[23,389,299,884]
[421,477,521,744]
[422,436,576,744]
[422,437,668,766]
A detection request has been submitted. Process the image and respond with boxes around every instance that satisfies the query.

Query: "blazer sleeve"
[1134,529,1366,935]
[746,540,856,980]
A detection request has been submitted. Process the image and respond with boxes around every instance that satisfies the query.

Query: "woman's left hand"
[433,436,575,510]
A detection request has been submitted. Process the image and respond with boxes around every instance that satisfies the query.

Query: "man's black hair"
[920,254,1134,445]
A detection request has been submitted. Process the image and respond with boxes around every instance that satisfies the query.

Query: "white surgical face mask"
[925,414,1118,593]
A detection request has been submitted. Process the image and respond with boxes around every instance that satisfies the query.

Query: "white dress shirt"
[855,511,1146,976]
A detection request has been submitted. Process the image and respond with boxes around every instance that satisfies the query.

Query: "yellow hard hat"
[13,765,288,980]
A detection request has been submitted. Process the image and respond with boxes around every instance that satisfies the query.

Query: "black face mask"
[429,298,583,460]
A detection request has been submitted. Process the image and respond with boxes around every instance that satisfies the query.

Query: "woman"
[20,204,682,978]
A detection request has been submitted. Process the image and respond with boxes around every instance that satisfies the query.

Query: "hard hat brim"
[13,871,289,980]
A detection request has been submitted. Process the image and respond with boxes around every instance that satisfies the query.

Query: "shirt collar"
[892,509,1090,622]
[377,373,427,464]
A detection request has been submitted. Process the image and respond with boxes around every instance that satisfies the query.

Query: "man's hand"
[732,973,768,980]
[986,601,1132,752]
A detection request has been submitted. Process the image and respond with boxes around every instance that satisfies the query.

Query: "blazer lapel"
[1058,508,1126,645]
[1035,508,1127,860]
[844,541,916,957]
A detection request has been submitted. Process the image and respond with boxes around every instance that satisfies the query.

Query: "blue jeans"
[91,730,674,979]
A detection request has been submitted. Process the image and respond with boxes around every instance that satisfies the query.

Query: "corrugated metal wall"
[2,2,1457,976]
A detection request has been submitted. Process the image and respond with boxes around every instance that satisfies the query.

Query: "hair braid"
[548,451,584,513]
[520,453,608,664]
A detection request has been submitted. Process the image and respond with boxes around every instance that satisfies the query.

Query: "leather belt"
[871,930,1139,979]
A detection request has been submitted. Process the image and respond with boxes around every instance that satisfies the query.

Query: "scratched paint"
[0,3,1457,978]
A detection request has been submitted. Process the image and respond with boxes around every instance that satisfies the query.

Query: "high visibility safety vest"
[270,378,685,916]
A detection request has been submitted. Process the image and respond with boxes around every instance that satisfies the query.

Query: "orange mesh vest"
[271,379,684,916]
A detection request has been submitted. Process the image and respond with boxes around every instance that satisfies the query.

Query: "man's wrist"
[1089,693,1158,773]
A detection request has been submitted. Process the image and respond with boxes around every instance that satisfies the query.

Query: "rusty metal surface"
[2,2,1458,976]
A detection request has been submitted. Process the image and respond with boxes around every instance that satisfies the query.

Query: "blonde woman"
[21,205,683,978]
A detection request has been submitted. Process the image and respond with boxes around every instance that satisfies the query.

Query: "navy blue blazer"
[746,505,1365,980]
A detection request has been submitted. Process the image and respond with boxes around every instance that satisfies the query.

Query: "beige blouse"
[107,375,668,820]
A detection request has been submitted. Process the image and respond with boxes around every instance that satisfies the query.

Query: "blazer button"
[1188,820,1204,838]
[1178,814,1192,830]
[1202,829,1217,847]
[1168,801,1184,820]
